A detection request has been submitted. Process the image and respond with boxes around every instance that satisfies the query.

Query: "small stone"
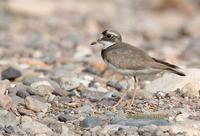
[1,67,21,80]
[0,80,10,95]
[82,67,101,76]
[16,90,30,98]
[0,95,12,110]
[182,82,200,97]
[60,125,75,136]
[77,105,93,114]
[138,125,157,136]
[21,120,53,135]
[106,80,123,91]
[111,117,169,126]
[25,96,48,113]
[4,112,19,127]
[30,81,54,96]
[57,77,80,91]
[175,113,190,122]
[3,125,14,134]
[81,90,106,102]
[58,114,75,122]
[47,122,62,134]
[80,116,103,128]
[23,76,44,86]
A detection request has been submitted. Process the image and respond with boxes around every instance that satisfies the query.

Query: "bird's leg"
[112,77,130,111]
[127,76,138,108]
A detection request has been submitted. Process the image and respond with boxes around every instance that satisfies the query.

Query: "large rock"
[0,95,12,110]
[1,67,21,80]
[29,81,54,96]
[21,118,53,135]
[145,68,200,97]
[0,80,10,95]
[25,96,48,113]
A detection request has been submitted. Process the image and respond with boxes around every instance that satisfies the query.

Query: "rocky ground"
[0,0,200,136]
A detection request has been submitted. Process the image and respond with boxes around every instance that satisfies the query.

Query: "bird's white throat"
[100,41,115,49]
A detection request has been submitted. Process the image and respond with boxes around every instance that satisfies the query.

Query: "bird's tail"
[166,68,186,76]
[152,58,186,76]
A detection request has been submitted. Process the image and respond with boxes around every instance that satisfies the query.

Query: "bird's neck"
[100,41,116,49]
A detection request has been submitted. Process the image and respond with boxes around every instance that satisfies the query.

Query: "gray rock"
[81,90,107,102]
[23,76,44,86]
[138,125,157,136]
[77,105,93,114]
[25,96,48,113]
[3,125,15,134]
[106,80,123,91]
[8,84,30,96]
[101,124,138,136]
[111,117,169,126]
[57,77,80,91]
[58,114,75,122]
[16,90,30,98]
[60,125,76,136]
[47,122,62,134]
[21,120,53,135]
[0,95,12,110]
[29,81,54,96]
[1,67,21,80]
[4,112,19,127]
[80,116,103,128]
[0,80,10,95]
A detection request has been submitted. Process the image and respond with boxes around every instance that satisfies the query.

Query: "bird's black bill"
[90,41,97,45]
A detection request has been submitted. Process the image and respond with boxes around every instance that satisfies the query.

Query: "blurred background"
[0,0,200,77]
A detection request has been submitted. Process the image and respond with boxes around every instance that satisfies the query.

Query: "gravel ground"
[0,0,200,136]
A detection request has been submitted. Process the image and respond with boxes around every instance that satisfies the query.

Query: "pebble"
[3,125,15,134]
[106,80,123,91]
[82,67,101,76]
[111,117,169,126]
[58,114,75,122]
[175,113,190,122]
[77,105,93,114]
[21,120,53,135]
[47,122,62,134]
[0,95,12,110]
[25,96,48,113]
[138,125,157,136]
[30,81,54,96]
[0,80,10,95]
[23,76,44,86]
[57,77,80,91]
[1,67,21,80]
[80,116,103,128]
[81,90,106,102]
[16,90,30,98]
[3,112,19,127]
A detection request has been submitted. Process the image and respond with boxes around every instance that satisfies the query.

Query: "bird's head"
[91,30,122,49]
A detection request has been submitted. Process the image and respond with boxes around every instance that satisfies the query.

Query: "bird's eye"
[107,34,111,38]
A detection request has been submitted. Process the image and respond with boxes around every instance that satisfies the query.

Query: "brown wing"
[102,43,155,70]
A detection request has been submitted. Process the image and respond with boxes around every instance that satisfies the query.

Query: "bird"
[91,30,186,109]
